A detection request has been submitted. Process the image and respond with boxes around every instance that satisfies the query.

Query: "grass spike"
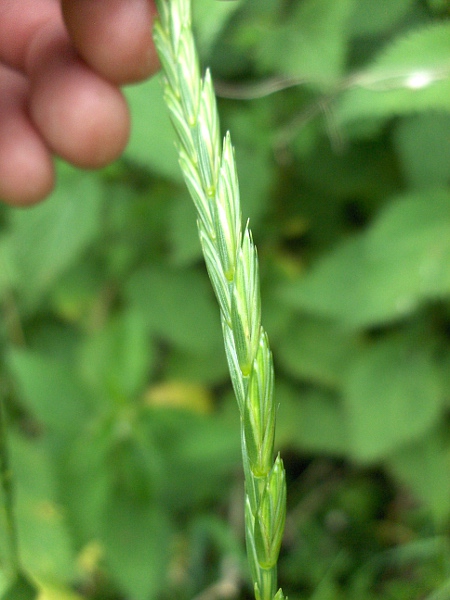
[153,1,287,597]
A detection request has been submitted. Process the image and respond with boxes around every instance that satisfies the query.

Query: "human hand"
[0,0,159,206]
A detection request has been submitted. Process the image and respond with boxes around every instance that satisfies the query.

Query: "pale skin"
[0,0,159,206]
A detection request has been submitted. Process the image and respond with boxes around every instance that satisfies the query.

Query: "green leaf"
[393,113,450,188]
[1,573,37,600]
[144,406,240,510]
[348,0,414,37]
[192,0,242,57]
[80,309,153,400]
[0,436,75,580]
[124,77,182,181]
[337,22,450,126]
[298,136,398,202]
[126,265,222,352]
[2,168,102,303]
[258,0,354,88]
[102,491,171,600]
[277,384,349,456]
[165,345,228,383]
[7,349,92,434]
[281,189,450,328]
[309,575,341,600]
[276,315,359,389]
[387,427,450,526]
[61,412,165,560]
[58,423,114,544]
[281,235,387,327]
[343,336,443,463]
[49,260,105,323]
[365,188,450,305]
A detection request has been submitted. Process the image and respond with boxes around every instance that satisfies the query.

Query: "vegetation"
[0,0,449,599]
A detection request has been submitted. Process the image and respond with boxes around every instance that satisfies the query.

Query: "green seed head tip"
[273,589,286,600]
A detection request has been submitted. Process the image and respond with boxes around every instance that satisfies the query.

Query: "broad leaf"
[80,309,153,400]
[192,0,242,56]
[126,265,222,351]
[393,113,450,188]
[387,427,450,525]
[102,491,171,600]
[348,0,414,37]
[276,383,348,456]
[337,22,450,126]
[7,350,92,434]
[276,315,358,389]
[343,336,443,462]
[258,0,354,88]
[0,436,75,580]
[2,169,102,304]
[281,190,450,327]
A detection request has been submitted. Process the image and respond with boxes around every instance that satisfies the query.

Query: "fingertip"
[0,67,55,206]
[29,35,130,169]
[0,145,54,207]
[62,0,159,85]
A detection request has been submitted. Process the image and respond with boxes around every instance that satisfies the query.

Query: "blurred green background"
[1,0,450,598]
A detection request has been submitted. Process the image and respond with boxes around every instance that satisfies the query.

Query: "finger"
[0,65,54,206]
[28,27,130,169]
[61,0,159,85]
[0,0,60,73]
